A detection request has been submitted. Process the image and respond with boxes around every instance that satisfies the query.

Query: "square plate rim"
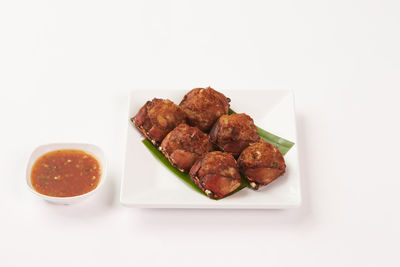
[120,89,301,209]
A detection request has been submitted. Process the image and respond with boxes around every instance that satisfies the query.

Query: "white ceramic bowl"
[26,143,107,205]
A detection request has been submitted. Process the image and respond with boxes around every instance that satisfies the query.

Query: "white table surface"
[1,1,399,266]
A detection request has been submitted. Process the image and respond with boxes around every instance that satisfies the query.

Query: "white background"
[0,0,399,266]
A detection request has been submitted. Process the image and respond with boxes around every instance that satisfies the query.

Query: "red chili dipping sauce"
[31,149,101,197]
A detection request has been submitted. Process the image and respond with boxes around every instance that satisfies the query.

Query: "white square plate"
[120,90,301,209]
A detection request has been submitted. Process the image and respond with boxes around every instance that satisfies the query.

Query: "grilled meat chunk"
[160,123,212,173]
[210,113,260,157]
[189,151,242,199]
[237,140,286,190]
[179,87,230,132]
[131,98,187,146]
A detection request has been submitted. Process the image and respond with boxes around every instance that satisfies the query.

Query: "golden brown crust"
[179,87,230,132]
[237,140,286,189]
[210,113,260,157]
[160,123,212,172]
[189,151,242,199]
[131,98,187,145]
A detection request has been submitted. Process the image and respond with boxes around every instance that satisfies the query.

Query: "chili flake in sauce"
[31,149,101,197]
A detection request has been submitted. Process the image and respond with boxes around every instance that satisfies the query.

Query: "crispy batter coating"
[131,98,187,145]
[210,113,260,157]
[179,87,230,132]
[237,140,286,190]
[189,151,242,199]
[160,124,212,173]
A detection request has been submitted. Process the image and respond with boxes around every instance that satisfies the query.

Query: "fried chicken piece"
[210,113,260,157]
[237,139,286,190]
[189,151,242,199]
[132,98,187,145]
[160,123,212,173]
[179,87,230,132]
